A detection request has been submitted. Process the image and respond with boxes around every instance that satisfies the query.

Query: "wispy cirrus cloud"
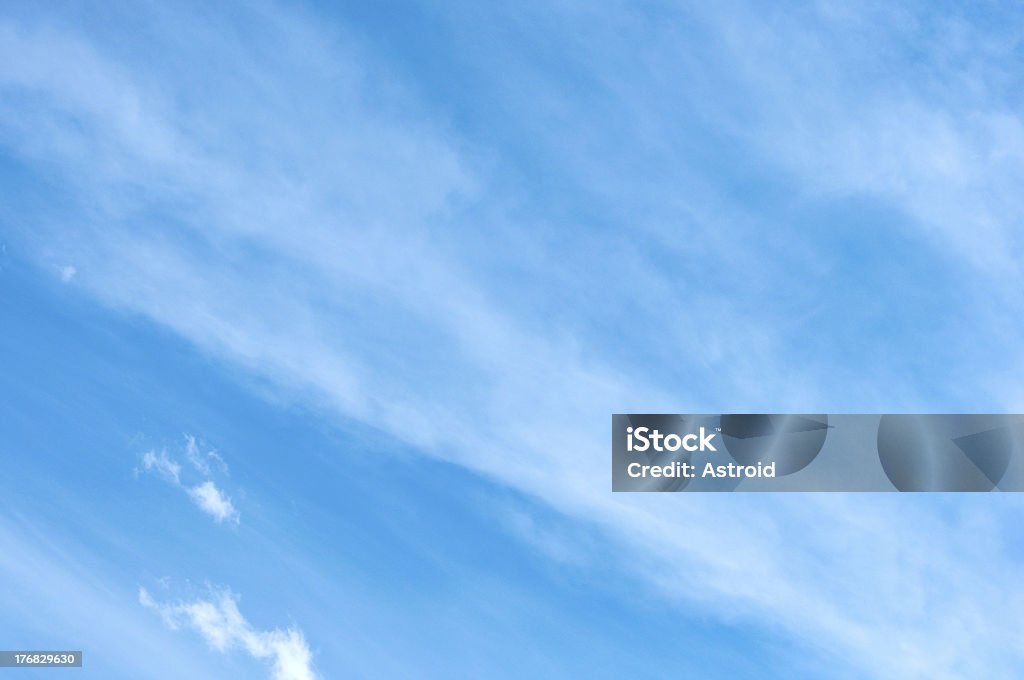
[139,449,181,485]
[140,587,317,680]
[185,434,227,477]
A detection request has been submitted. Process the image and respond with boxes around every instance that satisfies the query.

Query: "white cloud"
[139,587,316,680]
[137,439,238,524]
[139,449,181,485]
[59,264,76,282]
[692,2,1024,281]
[187,481,239,524]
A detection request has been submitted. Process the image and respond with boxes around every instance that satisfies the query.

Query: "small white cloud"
[59,265,76,282]
[139,587,317,680]
[137,439,238,524]
[188,481,239,524]
[138,450,181,484]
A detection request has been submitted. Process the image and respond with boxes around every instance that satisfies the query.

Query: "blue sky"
[2,1,1024,678]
